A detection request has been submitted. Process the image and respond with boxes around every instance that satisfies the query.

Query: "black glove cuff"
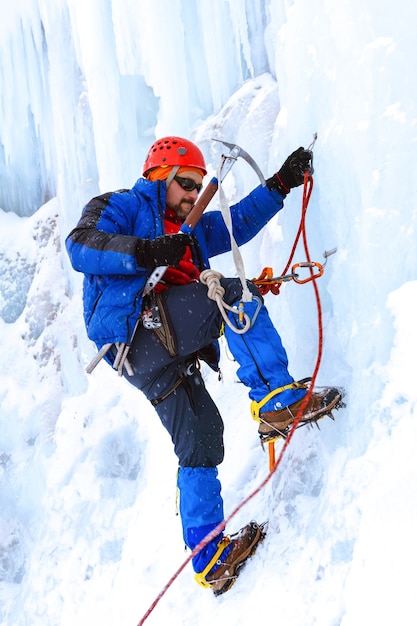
[135,239,150,268]
[266,173,290,197]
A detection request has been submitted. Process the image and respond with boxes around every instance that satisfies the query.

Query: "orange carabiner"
[253,267,276,295]
[292,261,324,284]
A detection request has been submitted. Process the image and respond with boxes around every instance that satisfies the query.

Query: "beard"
[168,198,194,219]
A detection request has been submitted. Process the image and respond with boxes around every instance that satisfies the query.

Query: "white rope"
[200,269,251,334]
[216,163,253,303]
[199,163,254,334]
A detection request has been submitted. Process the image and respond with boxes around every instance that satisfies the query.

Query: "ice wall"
[1,1,417,625]
[0,0,270,219]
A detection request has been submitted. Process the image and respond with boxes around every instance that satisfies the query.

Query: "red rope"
[137,171,323,626]
[275,171,314,293]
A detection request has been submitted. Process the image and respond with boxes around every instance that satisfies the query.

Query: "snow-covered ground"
[1,1,416,625]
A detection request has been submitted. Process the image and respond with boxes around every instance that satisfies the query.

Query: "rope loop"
[200,269,251,334]
[200,268,225,300]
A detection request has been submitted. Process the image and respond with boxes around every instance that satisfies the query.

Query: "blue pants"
[125,279,304,571]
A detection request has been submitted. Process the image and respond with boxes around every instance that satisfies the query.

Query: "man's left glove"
[266,147,313,196]
[136,233,193,270]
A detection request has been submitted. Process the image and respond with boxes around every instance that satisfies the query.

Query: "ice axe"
[180,138,266,232]
[143,139,266,294]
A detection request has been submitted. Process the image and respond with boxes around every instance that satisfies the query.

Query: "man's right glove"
[136,233,193,270]
[266,147,313,196]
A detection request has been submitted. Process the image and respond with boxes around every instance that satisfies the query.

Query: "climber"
[66,136,343,595]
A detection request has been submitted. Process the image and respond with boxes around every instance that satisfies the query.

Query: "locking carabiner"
[292,261,324,284]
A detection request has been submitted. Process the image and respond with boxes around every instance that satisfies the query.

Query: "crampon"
[258,385,346,445]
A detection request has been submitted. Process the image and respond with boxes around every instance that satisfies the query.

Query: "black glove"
[136,234,193,270]
[266,147,313,196]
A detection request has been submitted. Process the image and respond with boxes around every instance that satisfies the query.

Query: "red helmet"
[143,136,207,177]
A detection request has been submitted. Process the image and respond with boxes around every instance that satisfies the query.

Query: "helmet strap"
[166,165,180,189]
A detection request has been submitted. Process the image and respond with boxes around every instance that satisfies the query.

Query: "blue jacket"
[65,177,285,348]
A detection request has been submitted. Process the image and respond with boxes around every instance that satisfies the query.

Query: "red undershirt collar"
[164,207,183,225]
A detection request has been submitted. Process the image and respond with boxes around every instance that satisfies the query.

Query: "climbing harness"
[150,360,198,407]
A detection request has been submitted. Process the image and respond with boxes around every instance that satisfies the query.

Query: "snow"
[1,1,416,625]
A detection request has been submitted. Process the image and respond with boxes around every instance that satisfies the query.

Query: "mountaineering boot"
[258,385,345,443]
[195,521,266,596]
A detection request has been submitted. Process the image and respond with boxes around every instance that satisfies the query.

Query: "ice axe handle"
[180,177,218,233]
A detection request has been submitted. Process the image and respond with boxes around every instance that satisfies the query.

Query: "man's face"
[165,170,203,219]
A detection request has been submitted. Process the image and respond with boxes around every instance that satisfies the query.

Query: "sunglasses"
[173,175,203,194]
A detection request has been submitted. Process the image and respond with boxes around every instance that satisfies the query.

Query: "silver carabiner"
[307,132,318,152]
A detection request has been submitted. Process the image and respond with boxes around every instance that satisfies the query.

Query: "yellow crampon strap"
[194,536,231,588]
[250,381,309,421]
